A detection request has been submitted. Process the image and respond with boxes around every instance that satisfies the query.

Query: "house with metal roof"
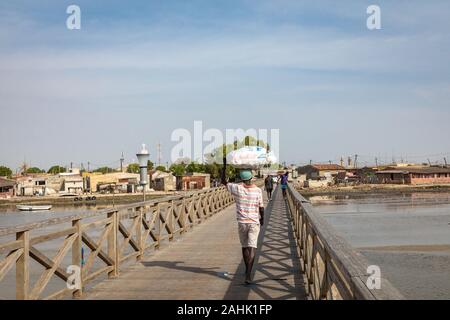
[376,167,450,185]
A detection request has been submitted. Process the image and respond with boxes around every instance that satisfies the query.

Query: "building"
[176,173,211,191]
[84,172,144,193]
[0,177,16,198]
[15,175,51,196]
[152,170,176,192]
[297,164,346,180]
[376,167,450,185]
[61,176,84,194]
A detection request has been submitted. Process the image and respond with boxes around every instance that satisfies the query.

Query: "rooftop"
[311,164,346,171]
[0,177,16,188]
[377,167,450,175]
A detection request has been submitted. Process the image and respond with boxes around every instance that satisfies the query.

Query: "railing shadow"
[141,261,232,281]
[222,187,307,300]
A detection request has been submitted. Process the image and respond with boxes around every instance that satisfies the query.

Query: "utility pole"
[444,158,448,167]
[120,152,124,173]
[157,143,162,167]
[375,157,378,169]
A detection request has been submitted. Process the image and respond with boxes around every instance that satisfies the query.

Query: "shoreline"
[297,183,450,197]
[0,191,175,208]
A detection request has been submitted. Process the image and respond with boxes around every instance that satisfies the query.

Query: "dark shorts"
[281,184,287,190]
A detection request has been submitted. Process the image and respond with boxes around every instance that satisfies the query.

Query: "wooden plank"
[287,184,404,300]
[82,224,112,279]
[107,211,118,278]
[84,266,114,284]
[29,247,69,281]
[16,230,29,300]
[29,233,77,300]
[30,227,77,246]
[82,217,113,231]
[0,248,23,282]
[0,187,229,237]
[0,239,22,255]
[118,219,140,254]
[72,219,83,298]
[82,232,114,266]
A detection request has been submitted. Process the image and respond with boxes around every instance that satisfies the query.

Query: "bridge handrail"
[0,187,223,237]
[0,186,234,300]
[286,183,404,300]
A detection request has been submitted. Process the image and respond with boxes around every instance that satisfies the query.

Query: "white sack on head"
[226,146,277,169]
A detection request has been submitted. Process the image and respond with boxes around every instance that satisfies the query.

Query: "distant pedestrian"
[279,171,289,198]
[264,175,273,200]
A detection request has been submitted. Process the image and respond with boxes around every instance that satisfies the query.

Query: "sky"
[1,0,449,171]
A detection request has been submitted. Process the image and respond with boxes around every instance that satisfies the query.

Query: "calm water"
[309,192,450,300]
[0,204,112,227]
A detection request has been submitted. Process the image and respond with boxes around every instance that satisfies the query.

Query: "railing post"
[16,230,30,300]
[72,218,83,298]
[169,201,174,241]
[156,204,161,248]
[107,211,119,278]
[137,206,144,261]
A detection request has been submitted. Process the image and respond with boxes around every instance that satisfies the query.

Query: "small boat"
[16,205,52,211]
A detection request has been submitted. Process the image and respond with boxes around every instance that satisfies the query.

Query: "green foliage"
[26,167,44,174]
[186,162,205,173]
[169,163,186,176]
[155,165,167,172]
[147,160,154,171]
[0,165,12,178]
[93,167,114,174]
[127,163,140,174]
[47,165,66,174]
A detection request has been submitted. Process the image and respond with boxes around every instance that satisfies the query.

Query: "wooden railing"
[0,186,234,300]
[285,183,404,300]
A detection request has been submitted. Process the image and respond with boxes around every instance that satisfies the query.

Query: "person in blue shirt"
[279,171,289,198]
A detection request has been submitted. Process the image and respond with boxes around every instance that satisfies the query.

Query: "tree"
[127,163,140,174]
[93,167,114,174]
[169,163,186,176]
[204,163,220,179]
[0,166,12,178]
[147,160,154,171]
[186,162,205,173]
[47,165,66,174]
[155,165,167,172]
[26,167,44,174]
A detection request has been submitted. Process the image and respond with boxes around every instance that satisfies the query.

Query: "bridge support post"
[137,206,143,261]
[16,230,30,300]
[72,219,83,298]
[108,211,119,278]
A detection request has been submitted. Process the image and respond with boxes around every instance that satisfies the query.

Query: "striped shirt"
[227,183,263,224]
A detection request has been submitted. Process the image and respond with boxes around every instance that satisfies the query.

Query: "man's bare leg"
[242,247,256,284]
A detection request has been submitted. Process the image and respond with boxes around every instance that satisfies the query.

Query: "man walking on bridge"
[221,168,264,285]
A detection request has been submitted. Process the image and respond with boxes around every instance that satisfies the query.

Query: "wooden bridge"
[0,184,403,300]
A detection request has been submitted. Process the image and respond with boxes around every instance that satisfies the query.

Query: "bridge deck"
[85,188,307,300]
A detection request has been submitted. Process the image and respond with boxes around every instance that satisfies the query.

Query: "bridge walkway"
[85,188,307,300]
